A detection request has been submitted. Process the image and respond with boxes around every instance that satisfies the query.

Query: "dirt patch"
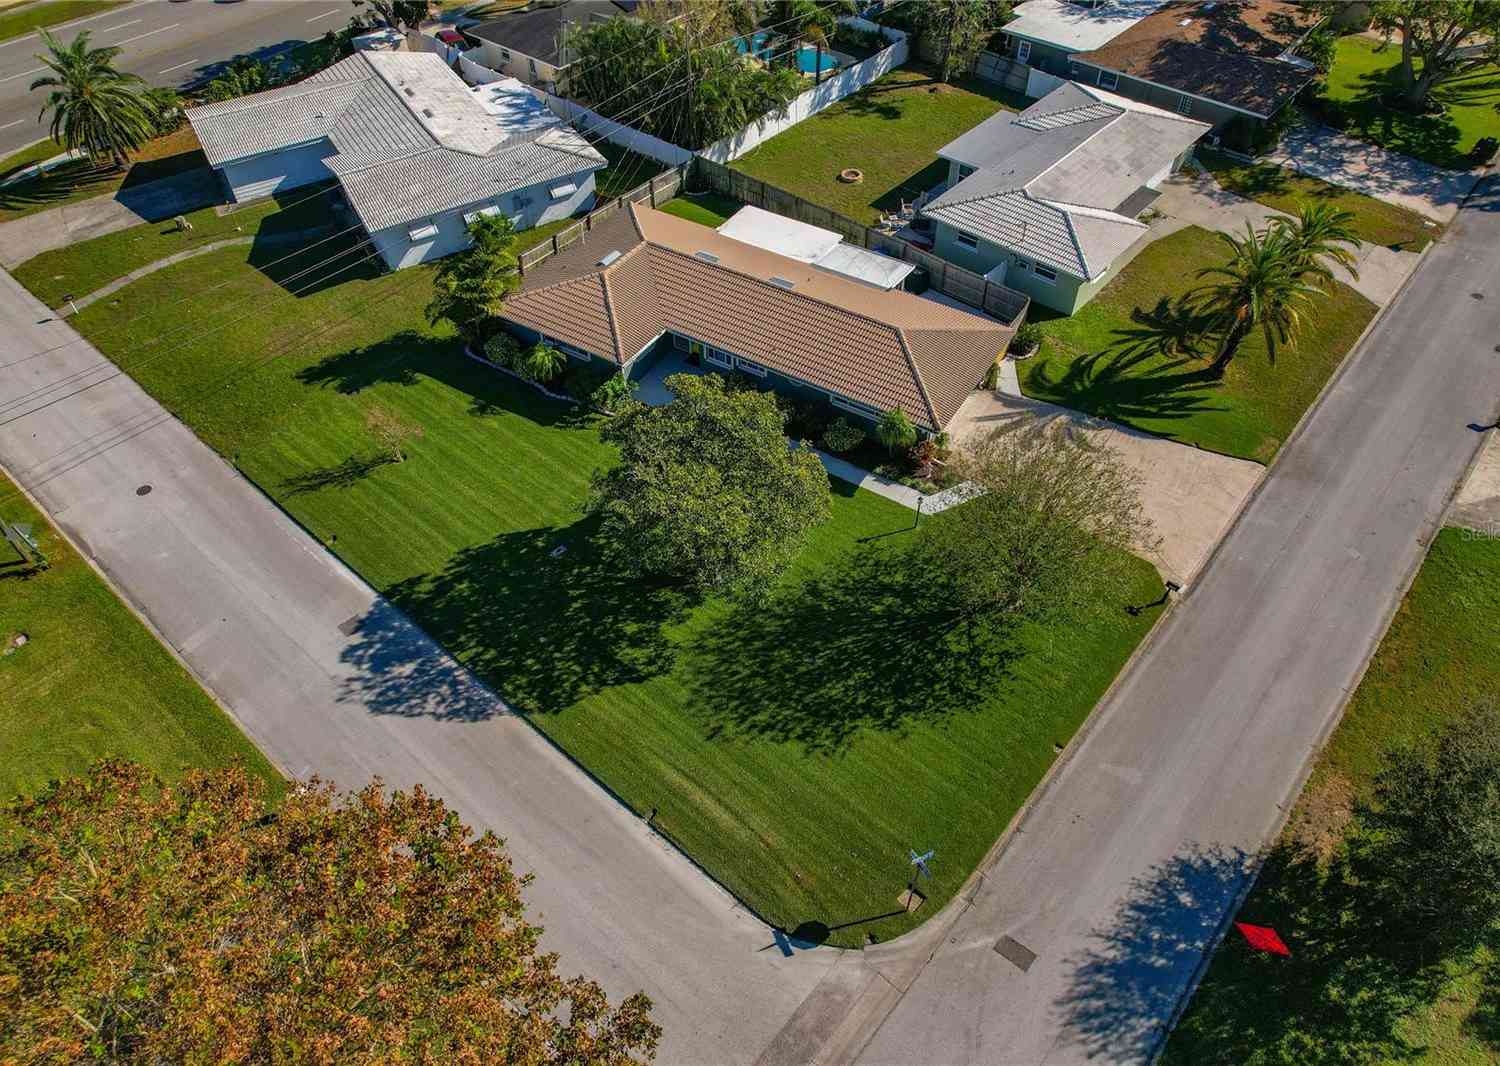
[1285,770,1355,861]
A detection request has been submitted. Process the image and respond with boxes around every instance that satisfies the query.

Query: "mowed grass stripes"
[66,233,1160,946]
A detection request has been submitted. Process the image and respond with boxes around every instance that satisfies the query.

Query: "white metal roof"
[812,244,915,291]
[1002,0,1169,52]
[716,205,843,263]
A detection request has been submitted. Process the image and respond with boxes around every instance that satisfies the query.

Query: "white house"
[186,51,607,272]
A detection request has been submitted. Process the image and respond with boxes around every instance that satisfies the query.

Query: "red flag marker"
[1235,922,1291,956]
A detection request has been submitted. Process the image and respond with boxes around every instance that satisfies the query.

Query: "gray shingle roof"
[923,82,1206,280]
[186,51,606,234]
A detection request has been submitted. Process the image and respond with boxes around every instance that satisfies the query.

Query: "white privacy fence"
[454,19,908,168]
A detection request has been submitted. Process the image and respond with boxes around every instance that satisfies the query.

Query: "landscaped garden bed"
[49,222,1166,947]
[1019,225,1377,464]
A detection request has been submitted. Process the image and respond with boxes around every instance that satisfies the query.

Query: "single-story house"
[714,205,916,291]
[1067,0,1320,133]
[995,0,1168,81]
[921,81,1207,314]
[465,0,640,92]
[186,51,607,272]
[500,203,1015,435]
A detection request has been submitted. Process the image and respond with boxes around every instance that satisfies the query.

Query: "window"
[407,221,439,242]
[956,163,976,180]
[1176,94,1193,116]
[499,48,511,61]
[1012,255,1030,272]
[462,204,501,225]
[954,231,979,251]
[549,182,577,201]
[705,347,732,368]
[735,356,767,378]
[672,333,690,352]
[1015,39,1031,63]
[831,395,878,418]
[510,193,534,212]
[528,58,538,76]
[1098,69,1118,91]
[1034,263,1059,283]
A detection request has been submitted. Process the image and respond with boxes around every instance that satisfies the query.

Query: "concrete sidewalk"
[0,265,841,1065]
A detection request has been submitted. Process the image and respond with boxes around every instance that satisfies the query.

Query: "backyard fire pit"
[838,168,864,184]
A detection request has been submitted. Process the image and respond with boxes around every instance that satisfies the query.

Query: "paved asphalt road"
[0,267,845,1064]
[0,0,348,157]
[804,175,1500,1065]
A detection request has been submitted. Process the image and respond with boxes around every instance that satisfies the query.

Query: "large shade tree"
[1365,0,1500,110]
[920,0,1012,83]
[916,419,1152,645]
[588,373,831,595]
[29,30,153,168]
[0,760,661,1063]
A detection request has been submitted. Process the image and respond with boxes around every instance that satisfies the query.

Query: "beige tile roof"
[503,205,1012,431]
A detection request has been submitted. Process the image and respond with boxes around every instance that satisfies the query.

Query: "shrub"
[1011,321,1044,354]
[820,417,866,454]
[519,343,567,384]
[776,395,830,441]
[483,331,521,369]
[591,373,632,412]
[876,408,918,455]
[1472,137,1499,165]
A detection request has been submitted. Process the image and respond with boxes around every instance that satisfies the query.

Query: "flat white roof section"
[717,205,843,263]
[1003,0,1168,53]
[717,205,914,290]
[470,77,563,136]
[813,243,915,291]
[365,51,508,155]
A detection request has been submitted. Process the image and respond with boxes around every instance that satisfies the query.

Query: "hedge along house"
[921,81,1207,315]
[1067,0,1319,141]
[500,203,1015,436]
[186,52,607,272]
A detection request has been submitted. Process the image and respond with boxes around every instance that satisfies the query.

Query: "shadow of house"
[682,540,1017,755]
[341,517,693,719]
[113,166,221,223]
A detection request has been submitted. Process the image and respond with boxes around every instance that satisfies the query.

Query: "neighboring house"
[921,81,1207,314]
[186,52,607,272]
[501,203,1015,435]
[465,0,640,92]
[1067,0,1319,133]
[995,0,1168,83]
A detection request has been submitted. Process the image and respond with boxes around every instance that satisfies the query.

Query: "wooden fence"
[692,158,1030,326]
[517,166,685,274]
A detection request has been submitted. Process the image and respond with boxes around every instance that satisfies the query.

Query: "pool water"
[734,32,843,74]
[797,45,841,74]
[734,31,774,60]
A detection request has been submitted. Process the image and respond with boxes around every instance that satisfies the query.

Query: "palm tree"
[1190,223,1331,374]
[1273,202,1362,282]
[30,31,152,169]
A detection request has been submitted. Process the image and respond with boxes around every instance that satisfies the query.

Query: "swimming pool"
[797,45,843,74]
[733,32,846,74]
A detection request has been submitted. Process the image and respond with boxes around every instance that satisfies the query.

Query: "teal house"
[920,81,1206,314]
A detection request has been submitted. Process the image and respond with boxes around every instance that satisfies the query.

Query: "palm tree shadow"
[682,540,1018,755]
[280,452,394,496]
[337,515,695,720]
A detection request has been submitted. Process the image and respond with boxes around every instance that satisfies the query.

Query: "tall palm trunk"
[1212,319,1248,376]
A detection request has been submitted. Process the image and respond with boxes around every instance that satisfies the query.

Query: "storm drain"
[994,935,1037,973]
[338,615,363,637]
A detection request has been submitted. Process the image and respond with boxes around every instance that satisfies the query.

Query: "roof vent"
[694,251,720,264]
[422,107,435,118]
[767,276,796,290]
[404,86,416,96]
[598,250,622,267]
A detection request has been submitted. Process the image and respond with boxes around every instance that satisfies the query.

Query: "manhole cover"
[135,484,152,496]
[337,615,362,637]
[994,935,1037,973]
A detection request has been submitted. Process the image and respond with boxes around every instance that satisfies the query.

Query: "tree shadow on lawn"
[1336,61,1481,169]
[280,452,394,496]
[0,159,118,213]
[683,540,1019,756]
[339,515,694,719]
[1134,838,1491,1066]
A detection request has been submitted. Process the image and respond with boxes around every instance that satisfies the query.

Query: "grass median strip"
[55,227,1163,946]
[0,470,281,805]
[1020,225,1377,464]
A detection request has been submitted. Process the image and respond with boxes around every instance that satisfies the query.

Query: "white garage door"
[220,140,337,203]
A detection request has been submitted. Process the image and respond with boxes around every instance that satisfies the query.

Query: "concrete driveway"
[1451,429,1500,535]
[1268,122,1483,224]
[1153,169,1420,307]
[0,167,220,268]
[947,384,1264,586]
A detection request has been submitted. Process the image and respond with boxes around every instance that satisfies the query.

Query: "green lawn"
[1195,149,1440,250]
[48,212,1165,947]
[731,66,1028,224]
[0,0,122,42]
[1321,35,1500,170]
[0,126,207,224]
[0,471,281,806]
[1018,225,1378,464]
[657,191,741,227]
[1165,528,1500,1065]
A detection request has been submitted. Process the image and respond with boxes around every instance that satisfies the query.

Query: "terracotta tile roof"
[1072,0,1318,117]
[502,205,1013,431]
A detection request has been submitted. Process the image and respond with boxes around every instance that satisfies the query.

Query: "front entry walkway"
[1267,122,1483,224]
